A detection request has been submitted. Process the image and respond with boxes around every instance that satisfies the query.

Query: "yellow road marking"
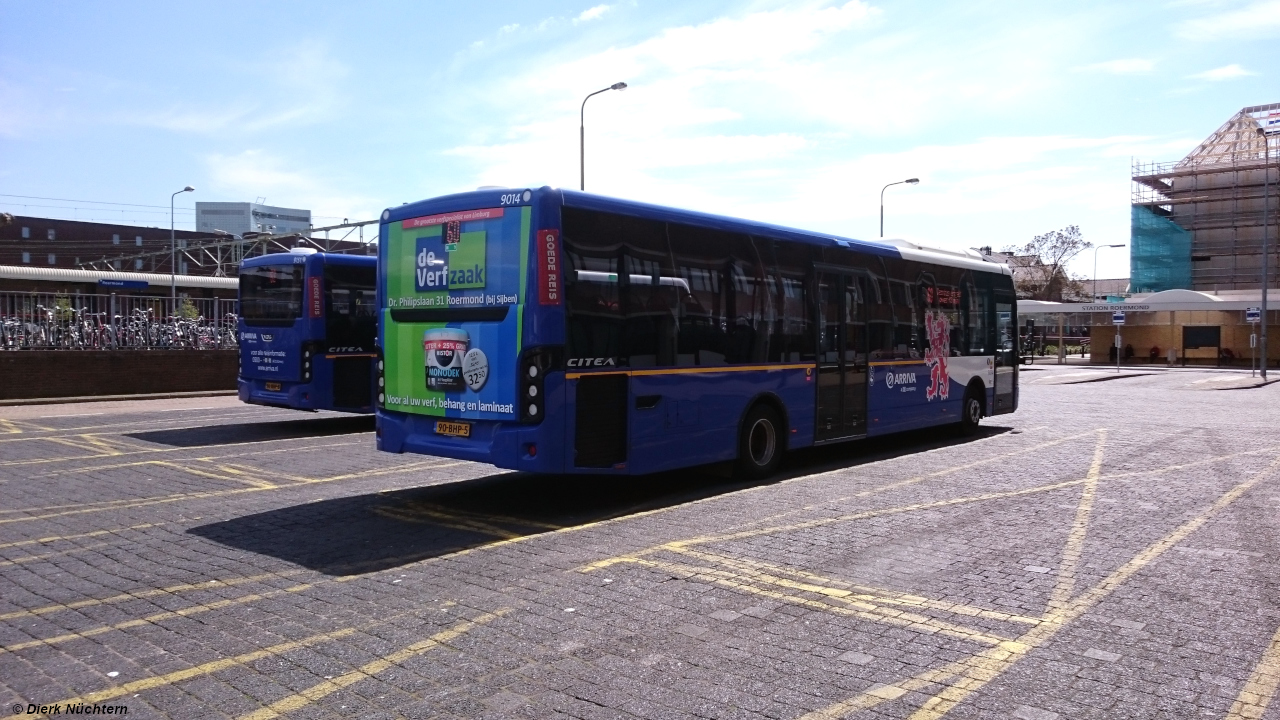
[1,583,316,655]
[583,475,1095,572]
[731,429,1103,534]
[33,627,360,716]
[238,609,511,720]
[672,546,1043,625]
[824,453,1280,720]
[0,409,295,441]
[0,542,110,569]
[1047,429,1107,612]
[1225,622,1280,720]
[25,439,368,480]
[0,430,375,468]
[0,419,24,434]
[0,570,309,622]
[0,460,470,525]
[622,555,1014,647]
[0,522,165,550]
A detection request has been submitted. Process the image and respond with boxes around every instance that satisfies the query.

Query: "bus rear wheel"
[736,404,784,480]
[958,387,983,436]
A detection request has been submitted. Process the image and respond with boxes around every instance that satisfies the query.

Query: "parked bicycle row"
[0,291,238,350]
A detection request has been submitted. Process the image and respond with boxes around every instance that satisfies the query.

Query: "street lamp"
[1092,244,1126,301]
[880,178,919,237]
[1259,124,1277,379]
[580,82,627,192]
[171,186,194,304]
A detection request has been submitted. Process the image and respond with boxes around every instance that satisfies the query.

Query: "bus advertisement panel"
[380,206,529,421]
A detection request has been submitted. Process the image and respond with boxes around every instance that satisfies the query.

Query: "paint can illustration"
[423,328,468,392]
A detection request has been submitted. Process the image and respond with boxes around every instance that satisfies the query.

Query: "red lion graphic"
[924,310,950,401]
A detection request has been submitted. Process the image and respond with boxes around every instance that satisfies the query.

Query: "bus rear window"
[240,265,303,323]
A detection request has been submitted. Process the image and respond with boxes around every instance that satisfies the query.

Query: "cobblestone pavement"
[1,370,1278,720]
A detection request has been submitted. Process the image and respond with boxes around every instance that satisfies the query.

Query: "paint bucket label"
[423,328,468,392]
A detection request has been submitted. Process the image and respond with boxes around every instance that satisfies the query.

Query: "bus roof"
[240,251,376,269]
[384,187,1011,277]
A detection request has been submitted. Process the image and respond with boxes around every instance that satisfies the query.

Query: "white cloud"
[1079,58,1156,74]
[1188,63,1255,80]
[204,150,380,223]
[1174,0,1280,39]
[574,4,611,23]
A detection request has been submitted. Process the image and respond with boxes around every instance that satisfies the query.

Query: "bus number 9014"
[500,191,531,206]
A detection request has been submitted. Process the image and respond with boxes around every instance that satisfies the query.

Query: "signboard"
[1247,307,1261,323]
[381,205,529,421]
[1112,311,1125,325]
[97,279,148,290]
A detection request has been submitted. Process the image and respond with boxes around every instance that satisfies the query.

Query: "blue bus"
[238,249,378,413]
[375,188,1017,478]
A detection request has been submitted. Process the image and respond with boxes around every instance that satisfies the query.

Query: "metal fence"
[0,292,238,350]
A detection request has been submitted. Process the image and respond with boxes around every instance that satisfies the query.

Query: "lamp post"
[1259,125,1276,379]
[1092,244,1125,302]
[880,178,919,237]
[580,82,627,192]
[170,186,194,305]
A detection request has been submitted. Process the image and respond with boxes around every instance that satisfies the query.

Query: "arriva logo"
[885,370,917,389]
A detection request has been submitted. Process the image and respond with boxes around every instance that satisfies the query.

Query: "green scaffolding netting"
[1130,205,1191,292]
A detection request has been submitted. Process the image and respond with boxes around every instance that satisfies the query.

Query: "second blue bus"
[238,249,378,413]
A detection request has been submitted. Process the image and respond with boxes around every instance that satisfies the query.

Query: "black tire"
[958,386,983,436]
[736,404,784,480]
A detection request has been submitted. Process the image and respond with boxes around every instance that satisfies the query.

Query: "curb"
[0,390,238,407]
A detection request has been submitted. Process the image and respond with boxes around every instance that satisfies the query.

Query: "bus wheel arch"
[735,395,787,480]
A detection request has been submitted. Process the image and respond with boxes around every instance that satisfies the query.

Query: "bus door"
[993,292,1017,413]
[815,271,868,441]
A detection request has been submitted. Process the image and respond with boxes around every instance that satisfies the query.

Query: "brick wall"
[0,350,237,400]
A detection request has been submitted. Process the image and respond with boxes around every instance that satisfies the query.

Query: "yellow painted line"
[0,583,315,655]
[799,453,1280,720]
[0,542,111,569]
[1225,622,1280,720]
[623,555,1013,647]
[673,546,1043,626]
[1047,429,1107,612]
[0,460,469,525]
[0,522,166,550]
[0,419,24,434]
[868,359,929,366]
[583,475,1094,572]
[27,440,368,479]
[33,626,360,715]
[887,454,1280,720]
[718,428,1103,536]
[0,408,293,440]
[238,609,511,720]
[0,430,375,468]
[565,362,814,380]
[371,505,524,539]
[0,570,309,622]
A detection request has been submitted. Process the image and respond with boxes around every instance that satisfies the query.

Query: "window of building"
[21,227,30,239]
[48,253,56,265]
[22,252,30,263]
[135,236,142,246]
[47,229,55,240]
[113,234,120,245]
[135,259,144,270]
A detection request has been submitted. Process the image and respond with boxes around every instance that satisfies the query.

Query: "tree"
[1002,225,1091,301]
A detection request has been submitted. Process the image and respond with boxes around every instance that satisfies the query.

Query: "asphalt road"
[1,368,1278,719]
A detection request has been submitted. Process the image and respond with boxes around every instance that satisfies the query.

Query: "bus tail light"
[519,347,560,423]
[375,346,385,408]
[301,342,320,383]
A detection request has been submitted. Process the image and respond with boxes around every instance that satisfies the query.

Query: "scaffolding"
[1131,102,1280,291]
[75,219,378,277]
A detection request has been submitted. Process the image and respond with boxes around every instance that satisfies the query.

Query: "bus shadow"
[187,425,1011,576]
[126,415,374,448]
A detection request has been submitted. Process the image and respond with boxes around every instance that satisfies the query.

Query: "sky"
[1,0,1277,280]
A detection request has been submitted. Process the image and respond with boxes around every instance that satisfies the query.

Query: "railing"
[0,292,238,350]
